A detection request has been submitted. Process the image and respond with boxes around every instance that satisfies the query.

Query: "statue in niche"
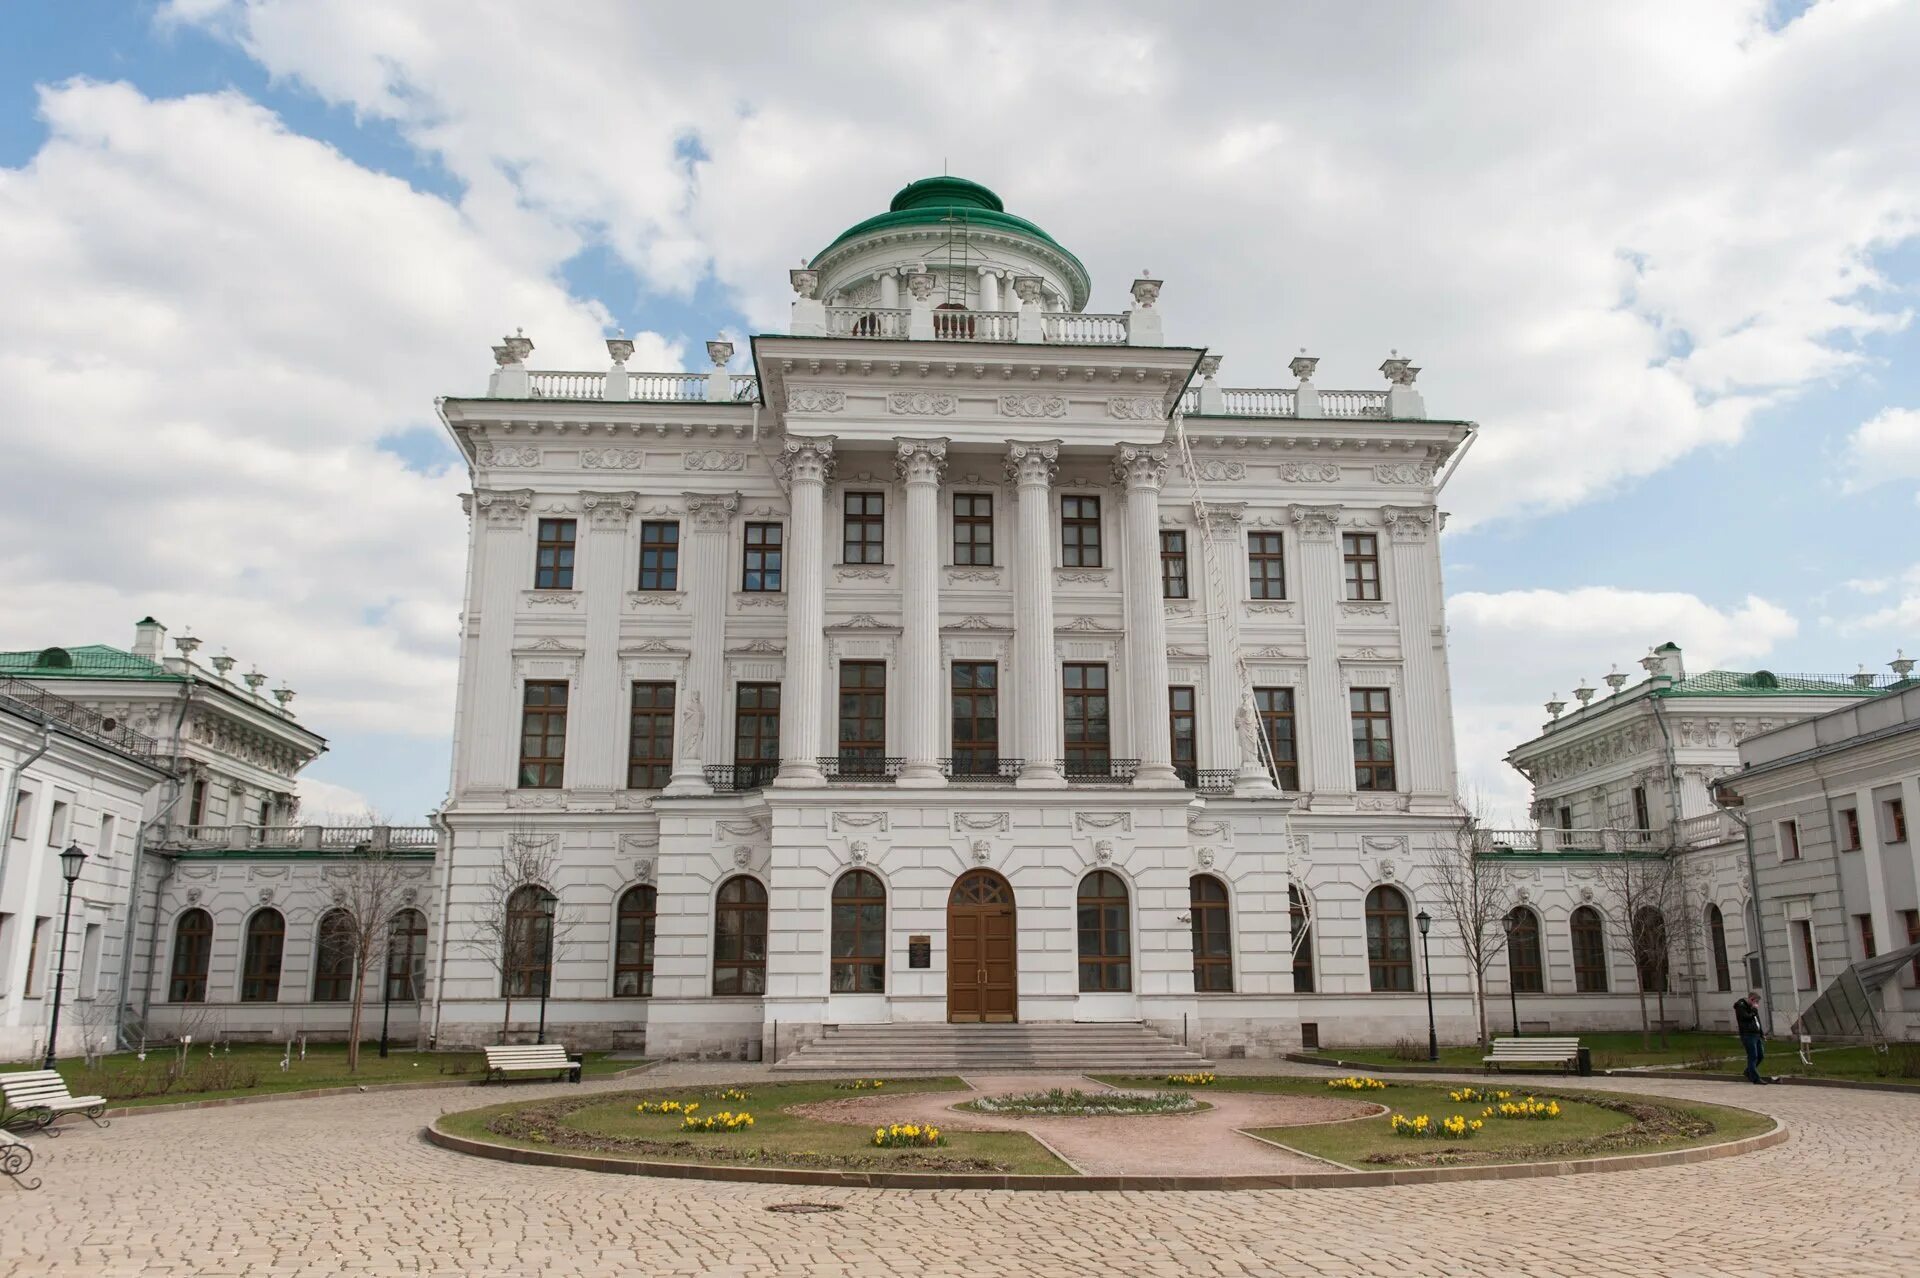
[680,691,704,759]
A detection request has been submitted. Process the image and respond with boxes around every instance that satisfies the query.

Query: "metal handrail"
[816,754,903,780]
[705,762,779,792]
[939,756,1024,782]
[1063,758,1140,784]
[0,675,161,761]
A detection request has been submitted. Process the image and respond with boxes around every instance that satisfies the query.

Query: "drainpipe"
[1716,796,1776,1038]
[124,682,196,1042]
[0,724,55,899]
[427,812,456,1049]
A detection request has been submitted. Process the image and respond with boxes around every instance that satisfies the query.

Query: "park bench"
[482,1044,582,1084]
[1482,1036,1582,1074]
[0,1070,110,1133]
[0,1127,41,1190]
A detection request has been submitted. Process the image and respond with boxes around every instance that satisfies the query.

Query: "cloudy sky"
[4,0,1918,822]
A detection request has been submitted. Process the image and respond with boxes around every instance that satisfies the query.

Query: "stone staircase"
[772,1021,1212,1073]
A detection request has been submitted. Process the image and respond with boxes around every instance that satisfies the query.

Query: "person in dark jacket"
[1735,991,1768,1083]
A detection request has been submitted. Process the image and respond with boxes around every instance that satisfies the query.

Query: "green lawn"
[2,1044,634,1109]
[439,1078,1071,1176]
[1681,1042,1920,1088]
[1303,1031,1744,1072]
[1094,1076,1773,1170]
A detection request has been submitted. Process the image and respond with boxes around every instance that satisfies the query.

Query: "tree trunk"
[1636,986,1651,1052]
[1656,988,1669,1050]
[346,964,366,1072]
[1474,964,1490,1050]
[501,989,513,1045]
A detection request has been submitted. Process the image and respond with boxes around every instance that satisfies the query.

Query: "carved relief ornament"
[999,393,1068,419]
[581,490,638,528]
[1005,441,1060,486]
[1287,503,1343,540]
[683,491,741,530]
[475,489,534,529]
[775,436,836,484]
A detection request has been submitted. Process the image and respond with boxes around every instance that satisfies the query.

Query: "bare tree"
[317,818,411,1072]
[1592,849,1682,1051]
[458,827,579,1043]
[1426,794,1513,1050]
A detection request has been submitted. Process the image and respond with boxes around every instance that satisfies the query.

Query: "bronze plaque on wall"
[908,935,931,969]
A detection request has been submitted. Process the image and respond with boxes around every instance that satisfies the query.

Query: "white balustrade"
[629,372,708,401]
[826,306,910,338]
[1318,389,1390,418]
[527,370,606,399]
[1042,312,1129,344]
[1220,387,1298,417]
[1676,811,1737,845]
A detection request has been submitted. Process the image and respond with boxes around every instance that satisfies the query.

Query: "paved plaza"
[2,1062,1916,1278]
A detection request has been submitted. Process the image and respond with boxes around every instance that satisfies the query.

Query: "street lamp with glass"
[1415,908,1438,1063]
[41,843,88,1070]
[1501,910,1521,1036]
[536,893,556,1046]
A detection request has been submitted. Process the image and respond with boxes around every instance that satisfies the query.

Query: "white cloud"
[1447,588,1799,822]
[1839,406,1920,493]
[294,775,375,821]
[1833,563,1920,636]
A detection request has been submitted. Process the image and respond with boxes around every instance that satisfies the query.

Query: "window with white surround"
[79,922,102,997]
[47,798,69,846]
[1792,916,1818,991]
[8,790,32,840]
[1778,818,1801,861]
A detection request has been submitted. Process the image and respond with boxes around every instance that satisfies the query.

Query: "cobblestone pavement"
[2,1061,1915,1277]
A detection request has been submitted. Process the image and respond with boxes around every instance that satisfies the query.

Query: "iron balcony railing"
[816,754,904,781]
[939,756,1024,782]
[1063,757,1140,784]
[1176,766,1237,795]
[704,762,780,792]
[0,675,163,763]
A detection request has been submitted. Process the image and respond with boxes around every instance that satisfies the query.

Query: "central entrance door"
[947,869,1017,1022]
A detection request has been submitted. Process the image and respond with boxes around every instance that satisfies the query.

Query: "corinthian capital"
[1287,503,1344,541]
[774,436,836,486]
[893,437,949,485]
[1381,505,1437,542]
[1111,444,1169,491]
[682,491,741,531]
[474,488,533,529]
[1004,440,1060,487]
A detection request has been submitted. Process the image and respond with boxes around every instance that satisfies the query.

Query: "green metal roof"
[0,643,180,682]
[817,176,1089,281]
[1655,670,1891,698]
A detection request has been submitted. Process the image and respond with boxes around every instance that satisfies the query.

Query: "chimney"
[1653,641,1686,682]
[132,616,166,662]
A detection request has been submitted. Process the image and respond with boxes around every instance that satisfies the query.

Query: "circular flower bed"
[873,1122,944,1148]
[1483,1096,1562,1121]
[966,1087,1200,1117]
[1389,1112,1485,1139]
[683,1109,755,1133]
[1327,1076,1389,1092]
[1165,1072,1216,1086]
[834,1079,886,1091]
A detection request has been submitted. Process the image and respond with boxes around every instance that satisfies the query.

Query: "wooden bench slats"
[1482,1036,1581,1074]
[2,1070,111,1131]
[481,1045,582,1084]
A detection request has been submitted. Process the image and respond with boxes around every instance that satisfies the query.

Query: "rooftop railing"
[1178,386,1390,419]
[0,674,162,763]
[523,371,760,402]
[156,823,438,852]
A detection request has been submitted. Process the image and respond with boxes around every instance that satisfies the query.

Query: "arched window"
[614,886,657,998]
[168,908,212,1003]
[312,908,357,1002]
[504,885,556,999]
[241,909,285,1002]
[830,870,887,993]
[713,876,767,995]
[1707,904,1732,993]
[1190,875,1232,992]
[1365,886,1413,991]
[1633,906,1669,993]
[1289,885,1315,993]
[1570,905,1608,992]
[387,908,428,1001]
[1505,906,1544,993]
[1077,870,1131,992]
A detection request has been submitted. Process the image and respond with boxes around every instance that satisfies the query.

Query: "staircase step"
[773,1020,1211,1073]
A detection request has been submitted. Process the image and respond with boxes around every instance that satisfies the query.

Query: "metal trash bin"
[1576,1046,1593,1076]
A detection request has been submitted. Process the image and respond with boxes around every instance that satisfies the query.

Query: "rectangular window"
[79,923,102,996]
[1061,495,1102,568]
[1856,914,1877,960]
[1905,910,1920,986]
[1159,529,1188,598]
[25,918,50,997]
[1062,663,1111,771]
[47,799,69,846]
[637,520,679,591]
[1632,785,1651,832]
[837,662,887,769]
[742,522,783,592]
[842,491,885,564]
[1169,686,1197,784]
[1559,806,1574,832]
[1247,531,1287,600]
[1342,532,1381,601]
[953,493,994,566]
[1779,819,1801,861]
[1886,798,1908,844]
[626,682,676,789]
[1255,688,1299,791]
[949,662,1000,776]
[7,792,30,840]
[1839,807,1861,851]
[98,813,116,860]
[733,683,781,786]
[1350,688,1395,791]
[518,681,568,789]
[1793,919,1818,991]
[187,779,206,826]
[535,518,576,590]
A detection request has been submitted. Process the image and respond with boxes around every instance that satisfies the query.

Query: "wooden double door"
[947,869,1017,1022]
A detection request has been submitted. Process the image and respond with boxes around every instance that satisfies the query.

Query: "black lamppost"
[1416,909,1438,1062]
[535,894,555,1046]
[41,843,88,1071]
[1502,912,1521,1036]
[377,930,394,1059]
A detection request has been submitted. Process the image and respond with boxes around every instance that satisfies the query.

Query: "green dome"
[816,175,1085,284]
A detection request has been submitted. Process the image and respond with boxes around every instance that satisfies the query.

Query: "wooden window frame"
[535,518,577,590]
[240,908,285,1003]
[1255,687,1299,791]
[187,779,206,827]
[1289,885,1315,993]
[1062,662,1111,770]
[733,683,781,781]
[1708,904,1732,993]
[1570,906,1608,993]
[168,908,211,1003]
[1839,807,1861,851]
[837,661,887,767]
[1904,909,1920,986]
[1190,874,1232,993]
[626,681,677,790]
[637,520,679,591]
[1168,685,1197,781]
[518,680,569,789]
[1886,798,1908,844]
[1633,907,1670,993]
[311,908,356,1002]
[842,490,885,564]
[1350,687,1396,791]
[1856,914,1877,960]
[1247,530,1287,600]
[1793,918,1818,991]
[1342,532,1381,601]
[712,875,768,995]
[1632,785,1651,832]
[1159,529,1188,599]
[1076,870,1132,993]
[386,908,427,1002]
[504,885,555,999]
[1779,818,1801,861]
[1365,886,1413,992]
[1060,495,1102,568]
[1506,906,1544,994]
[614,886,657,998]
[953,493,994,567]
[830,870,887,994]
[742,522,783,592]
[949,662,1000,775]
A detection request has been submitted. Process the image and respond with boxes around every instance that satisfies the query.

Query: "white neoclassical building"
[431,175,1483,1060]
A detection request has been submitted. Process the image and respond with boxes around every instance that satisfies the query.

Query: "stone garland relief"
[478,445,542,467]
[1105,395,1163,420]
[787,389,847,413]
[1074,811,1132,833]
[1184,459,1246,482]
[998,393,1068,418]
[888,390,957,416]
[685,449,748,471]
[1277,462,1342,483]
[952,812,1009,834]
[1373,463,1436,485]
[581,449,644,470]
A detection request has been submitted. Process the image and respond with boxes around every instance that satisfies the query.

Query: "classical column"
[664,492,739,796]
[1008,441,1066,787]
[1196,503,1274,793]
[573,491,637,800]
[775,437,834,787]
[1291,504,1350,796]
[895,438,948,787]
[464,489,533,795]
[1381,506,1448,799]
[1115,445,1181,788]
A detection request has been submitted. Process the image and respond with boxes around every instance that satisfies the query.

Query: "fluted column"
[1197,503,1275,793]
[663,492,739,796]
[464,489,533,795]
[575,491,639,799]
[1008,441,1065,788]
[1292,504,1351,796]
[1382,506,1448,799]
[775,437,834,787]
[1115,446,1181,788]
[895,438,948,787]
